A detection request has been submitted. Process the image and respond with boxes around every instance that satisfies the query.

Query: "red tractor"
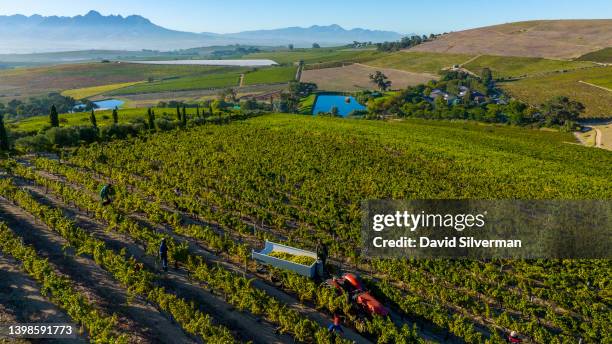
[325,273,389,317]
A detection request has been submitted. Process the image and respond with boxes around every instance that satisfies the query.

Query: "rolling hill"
[409,20,612,59]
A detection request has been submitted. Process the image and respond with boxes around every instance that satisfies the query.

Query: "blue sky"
[0,0,610,34]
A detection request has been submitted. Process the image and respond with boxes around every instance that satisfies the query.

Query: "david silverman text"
[372,237,522,248]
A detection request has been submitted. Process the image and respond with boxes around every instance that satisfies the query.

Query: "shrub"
[76,126,99,143]
[14,134,52,152]
[100,123,146,140]
[154,119,177,132]
[45,127,79,146]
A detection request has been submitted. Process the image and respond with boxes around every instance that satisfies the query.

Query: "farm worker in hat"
[508,331,522,343]
[159,238,168,272]
[327,314,343,334]
[99,184,113,205]
[316,239,329,266]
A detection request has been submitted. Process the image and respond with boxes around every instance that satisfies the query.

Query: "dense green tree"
[434,97,448,114]
[196,105,200,117]
[376,34,436,52]
[112,108,118,124]
[484,104,501,122]
[506,100,528,125]
[462,89,472,104]
[49,105,59,127]
[481,68,493,87]
[312,43,320,49]
[288,82,317,97]
[540,96,584,125]
[89,110,97,129]
[0,114,9,151]
[241,99,258,110]
[181,106,187,127]
[3,93,75,119]
[176,104,181,121]
[446,80,460,95]
[330,106,339,116]
[147,108,155,130]
[369,71,392,91]
[288,44,294,50]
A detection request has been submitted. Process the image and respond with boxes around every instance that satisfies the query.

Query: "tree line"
[0,100,265,153]
[376,34,441,52]
[361,70,584,129]
[0,93,76,119]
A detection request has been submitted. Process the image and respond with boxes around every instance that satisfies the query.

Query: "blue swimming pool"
[312,95,366,117]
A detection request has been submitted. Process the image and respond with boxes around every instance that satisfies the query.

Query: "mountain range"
[0,11,404,54]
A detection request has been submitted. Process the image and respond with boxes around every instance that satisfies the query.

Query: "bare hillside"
[410,20,612,59]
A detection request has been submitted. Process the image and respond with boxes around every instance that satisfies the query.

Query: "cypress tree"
[0,114,9,151]
[147,108,155,130]
[90,109,97,129]
[112,107,118,124]
[196,104,200,117]
[176,104,181,121]
[209,103,214,115]
[181,106,187,127]
[49,105,59,127]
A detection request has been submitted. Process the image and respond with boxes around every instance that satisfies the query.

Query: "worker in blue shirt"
[328,314,344,334]
[99,184,113,205]
[159,238,168,272]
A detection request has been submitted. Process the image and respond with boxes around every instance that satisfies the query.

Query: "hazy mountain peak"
[0,11,404,53]
[84,10,103,17]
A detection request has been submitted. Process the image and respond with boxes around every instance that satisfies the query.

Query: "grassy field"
[501,66,612,118]
[61,81,144,99]
[364,51,473,74]
[6,107,182,133]
[582,72,612,90]
[242,66,296,85]
[0,62,234,101]
[108,71,243,95]
[243,48,382,65]
[576,47,612,63]
[301,63,436,91]
[463,55,596,79]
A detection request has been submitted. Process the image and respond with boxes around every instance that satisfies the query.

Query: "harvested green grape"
[269,251,317,266]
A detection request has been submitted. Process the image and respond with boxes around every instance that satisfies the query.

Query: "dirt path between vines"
[28,162,472,343]
[0,197,196,344]
[32,161,576,342]
[37,166,470,342]
[0,255,87,344]
[23,166,372,344]
[595,128,603,148]
[16,179,294,344]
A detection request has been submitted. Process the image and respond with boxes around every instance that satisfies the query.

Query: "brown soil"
[0,197,195,344]
[0,255,87,344]
[410,20,612,59]
[14,179,294,344]
[24,165,374,344]
[301,63,436,92]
